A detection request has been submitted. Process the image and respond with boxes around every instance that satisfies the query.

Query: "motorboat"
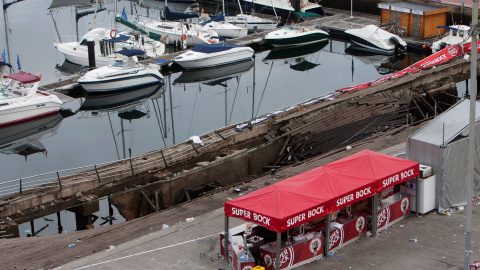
[0,66,63,128]
[78,49,164,94]
[344,24,407,55]
[224,14,278,33]
[54,28,165,67]
[201,14,248,38]
[431,25,471,53]
[173,59,254,84]
[173,43,254,69]
[131,7,219,45]
[235,0,325,19]
[0,112,63,158]
[264,25,329,47]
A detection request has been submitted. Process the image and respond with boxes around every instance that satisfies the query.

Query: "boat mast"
[2,0,12,73]
[93,0,99,29]
[269,0,278,21]
[114,0,118,29]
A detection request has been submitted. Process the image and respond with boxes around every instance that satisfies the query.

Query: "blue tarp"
[164,6,198,21]
[0,61,12,67]
[103,35,130,43]
[115,49,145,56]
[191,43,245,53]
[200,13,225,25]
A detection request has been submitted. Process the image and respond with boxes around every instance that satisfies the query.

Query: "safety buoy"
[110,29,117,39]
[181,34,187,41]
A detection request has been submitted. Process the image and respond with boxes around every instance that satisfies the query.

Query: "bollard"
[87,38,96,68]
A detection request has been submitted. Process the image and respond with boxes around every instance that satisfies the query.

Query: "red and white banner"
[377,196,410,231]
[260,237,323,270]
[328,215,366,251]
[337,41,480,93]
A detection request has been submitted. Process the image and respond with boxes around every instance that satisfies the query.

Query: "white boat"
[265,25,329,47]
[431,25,471,53]
[224,14,278,33]
[0,66,63,128]
[344,24,407,55]
[202,20,248,38]
[54,28,165,67]
[133,19,219,46]
[173,43,254,69]
[237,0,325,19]
[78,49,164,93]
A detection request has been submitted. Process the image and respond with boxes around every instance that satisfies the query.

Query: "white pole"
[350,0,353,18]
[464,0,478,269]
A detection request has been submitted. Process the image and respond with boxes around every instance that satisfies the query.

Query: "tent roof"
[409,99,480,146]
[4,72,41,84]
[225,150,419,232]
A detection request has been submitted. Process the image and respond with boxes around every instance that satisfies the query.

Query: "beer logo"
[276,247,295,267]
[356,216,365,232]
[448,46,458,57]
[329,228,344,249]
[264,254,272,266]
[309,237,322,254]
[401,197,409,214]
[242,266,253,270]
[377,207,391,229]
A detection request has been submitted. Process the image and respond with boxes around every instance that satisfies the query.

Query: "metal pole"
[372,193,378,236]
[275,232,281,270]
[19,178,22,195]
[94,165,101,182]
[464,0,478,267]
[224,216,229,265]
[324,213,331,256]
[350,0,353,18]
[57,171,62,190]
[129,148,135,176]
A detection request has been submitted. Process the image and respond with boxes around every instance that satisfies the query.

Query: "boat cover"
[293,11,320,18]
[103,35,130,43]
[164,6,198,21]
[437,26,459,30]
[115,49,146,57]
[191,43,245,53]
[4,72,40,84]
[224,150,418,232]
[200,13,224,26]
[0,61,12,67]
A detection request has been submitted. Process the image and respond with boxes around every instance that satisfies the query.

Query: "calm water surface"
[1,0,429,236]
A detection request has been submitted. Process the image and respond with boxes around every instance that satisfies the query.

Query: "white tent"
[406,99,480,211]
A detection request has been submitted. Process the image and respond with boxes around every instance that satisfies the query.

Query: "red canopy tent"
[324,149,419,192]
[224,150,419,232]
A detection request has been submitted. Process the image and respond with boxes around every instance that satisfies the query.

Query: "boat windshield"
[108,59,127,68]
[283,25,297,31]
[0,85,24,99]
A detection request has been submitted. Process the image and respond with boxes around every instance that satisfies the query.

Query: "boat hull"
[174,48,254,69]
[344,33,395,55]
[0,102,62,128]
[265,30,329,47]
[79,72,164,93]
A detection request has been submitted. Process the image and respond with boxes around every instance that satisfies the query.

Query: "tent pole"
[225,216,230,267]
[324,214,331,256]
[372,194,378,236]
[416,178,420,217]
[275,232,281,270]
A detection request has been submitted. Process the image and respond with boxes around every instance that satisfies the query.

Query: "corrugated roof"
[410,99,480,146]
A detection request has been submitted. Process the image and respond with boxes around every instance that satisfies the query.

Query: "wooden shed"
[378,2,451,39]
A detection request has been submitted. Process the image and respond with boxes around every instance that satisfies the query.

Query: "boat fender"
[181,34,187,41]
[110,29,118,39]
[161,35,168,43]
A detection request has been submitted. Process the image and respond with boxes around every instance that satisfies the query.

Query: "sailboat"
[223,0,278,33]
[235,0,325,19]
[173,59,254,84]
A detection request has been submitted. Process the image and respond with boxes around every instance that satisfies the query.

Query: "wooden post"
[56,171,62,190]
[141,190,157,212]
[94,165,101,182]
[161,150,169,168]
[154,191,160,212]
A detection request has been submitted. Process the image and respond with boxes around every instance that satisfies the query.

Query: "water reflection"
[345,45,406,75]
[0,113,63,159]
[263,40,329,72]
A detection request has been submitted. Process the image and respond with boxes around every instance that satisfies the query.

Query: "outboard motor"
[390,36,407,54]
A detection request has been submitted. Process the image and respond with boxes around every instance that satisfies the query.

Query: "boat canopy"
[115,49,146,57]
[4,72,41,84]
[164,6,198,21]
[0,61,12,67]
[200,13,224,25]
[437,26,459,30]
[191,43,245,53]
[103,35,130,43]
